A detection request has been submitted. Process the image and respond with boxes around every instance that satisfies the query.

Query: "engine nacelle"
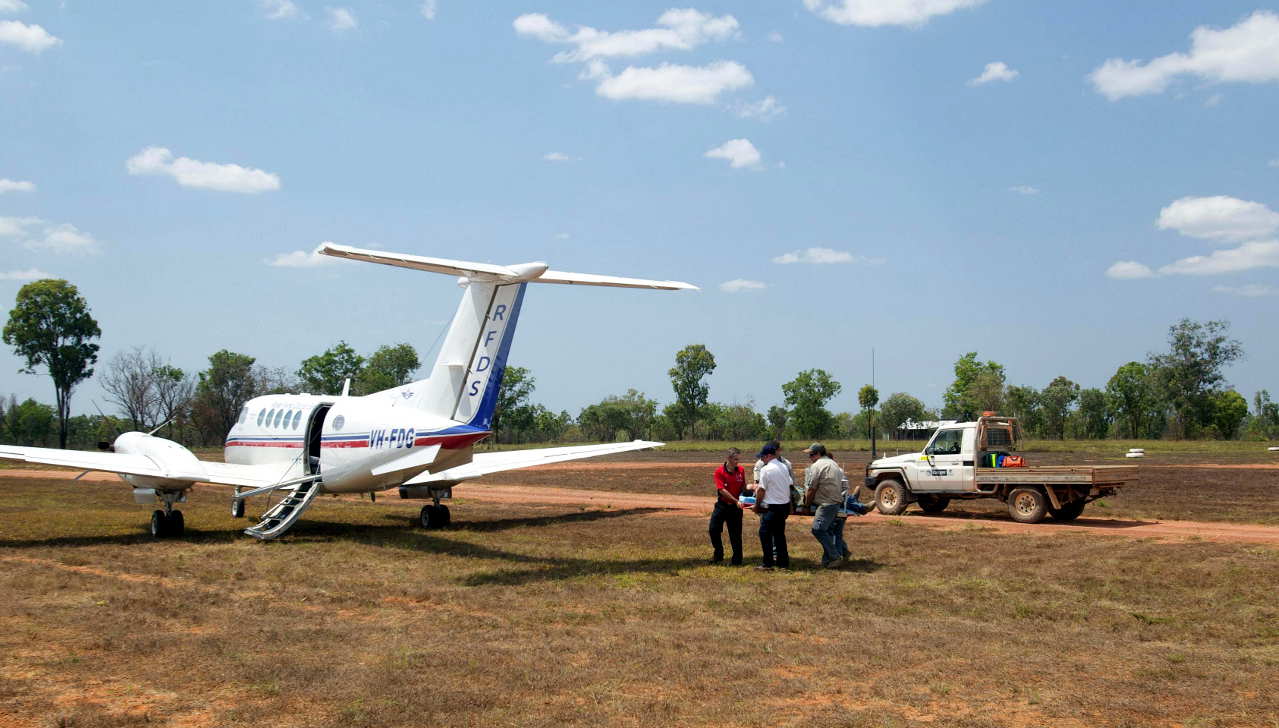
[112,432,203,491]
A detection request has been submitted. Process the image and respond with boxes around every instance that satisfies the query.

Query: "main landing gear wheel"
[419,504,451,529]
[231,499,245,519]
[149,509,185,538]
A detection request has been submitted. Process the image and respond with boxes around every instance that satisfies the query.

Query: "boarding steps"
[244,480,323,540]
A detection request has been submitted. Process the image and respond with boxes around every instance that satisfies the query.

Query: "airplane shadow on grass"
[2,506,887,585]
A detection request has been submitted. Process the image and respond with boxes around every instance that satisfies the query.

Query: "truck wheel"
[1007,488,1047,524]
[874,479,909,515]
[1048,499,1086,522]
[918,495,949,514]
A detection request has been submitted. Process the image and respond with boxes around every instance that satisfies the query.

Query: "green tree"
[1003,385,1043,437]
[298,341,365,396]
[1040,376,1080,440]
[355,343,420,394]
[766,405,788,438]
[858,384,879,449]
[3,279,101,448]
[1075,388,1111,440]
[1211,390,1248,440]
[878,392,927,437]
[701,402,769,440]
[5,398,56,446]
[494,365,537,443]
[782,369,842,439]
[1148,319,1243,438]
[1252,390,1279,439]
[1106,362,1160,439]
[191,350,259,445]
[667,344,717,439]
[578,389,657,441]
[943,353,1005,420]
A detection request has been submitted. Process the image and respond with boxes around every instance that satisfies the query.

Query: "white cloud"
[1157,195,1279,242]
[773,247,882,265]
[1204,92,1224,107]
[597,61,753,104]
[1090,11,1279,101]
[968,61,1018,86]
[1158,240,1279,276]
[326,7,357,32]
[1008,185,1039,196]
[0,1,30,13]
[1213,283,1278,297]
[767,31,784,43]
[0,216,100,254]
[705,139,761,169]
[734,95,785,120]
[1105,261,1155,280]
[554,232,570,240]
[267,244,341,268]
[0,178,35,194]
[126,146,281,194]
[543,152,574,162]
[803,0,987,27]
[514,9,738,63]
[1269,159,1279,168]
[720,279,767,293]
[0,20,60,53]
[420,0,437,21]
[0,269,51,281]
[260,0,299,20]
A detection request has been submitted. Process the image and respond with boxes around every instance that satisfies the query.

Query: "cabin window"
[291,410,302,430]
[332,415,345,431]
[926,429,963,456]
[257,409,265,426]
[272,409,284,428]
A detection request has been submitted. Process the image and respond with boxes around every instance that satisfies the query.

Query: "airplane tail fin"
[319,243,696,428]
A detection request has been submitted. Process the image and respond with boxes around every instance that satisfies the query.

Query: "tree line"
[3,278,1275,448]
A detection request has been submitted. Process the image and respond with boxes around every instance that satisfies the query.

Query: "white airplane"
[0,243,697,539]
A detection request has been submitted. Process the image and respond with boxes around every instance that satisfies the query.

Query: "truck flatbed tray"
[973,464,1138,486]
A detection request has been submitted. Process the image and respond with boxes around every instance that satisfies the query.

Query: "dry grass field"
[2,454,1278,727]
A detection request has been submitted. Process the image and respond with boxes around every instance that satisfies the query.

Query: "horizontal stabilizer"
[404,440,663,484]
[320,243,697,290]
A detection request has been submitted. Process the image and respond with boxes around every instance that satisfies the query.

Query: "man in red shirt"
[709,447,747,565]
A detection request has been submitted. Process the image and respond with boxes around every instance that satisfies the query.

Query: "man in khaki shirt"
[802,443,847,568]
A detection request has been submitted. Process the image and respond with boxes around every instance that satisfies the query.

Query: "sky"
[1,0,1277,419]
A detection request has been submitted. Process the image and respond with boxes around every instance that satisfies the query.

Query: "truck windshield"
[927,429,963,455]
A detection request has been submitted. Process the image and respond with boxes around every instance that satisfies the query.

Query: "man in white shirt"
[754,443,793,570]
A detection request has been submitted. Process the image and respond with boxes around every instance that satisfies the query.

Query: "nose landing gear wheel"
[150,510,166,538]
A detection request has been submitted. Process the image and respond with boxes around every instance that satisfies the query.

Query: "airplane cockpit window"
[238,407,247,424]
[258,409,267,427]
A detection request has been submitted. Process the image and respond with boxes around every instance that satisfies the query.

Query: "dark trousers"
[758,503,791,568]
[708,501,743,563]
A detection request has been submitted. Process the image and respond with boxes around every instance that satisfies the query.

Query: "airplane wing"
[403,440,663,484]
[0,445,303,489]
[0,445,167,479]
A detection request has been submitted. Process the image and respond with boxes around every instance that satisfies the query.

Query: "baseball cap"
[803,443,826,456]
[755,444,778,458]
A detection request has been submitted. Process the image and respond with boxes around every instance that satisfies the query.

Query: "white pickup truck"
[863,415,1137,523]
